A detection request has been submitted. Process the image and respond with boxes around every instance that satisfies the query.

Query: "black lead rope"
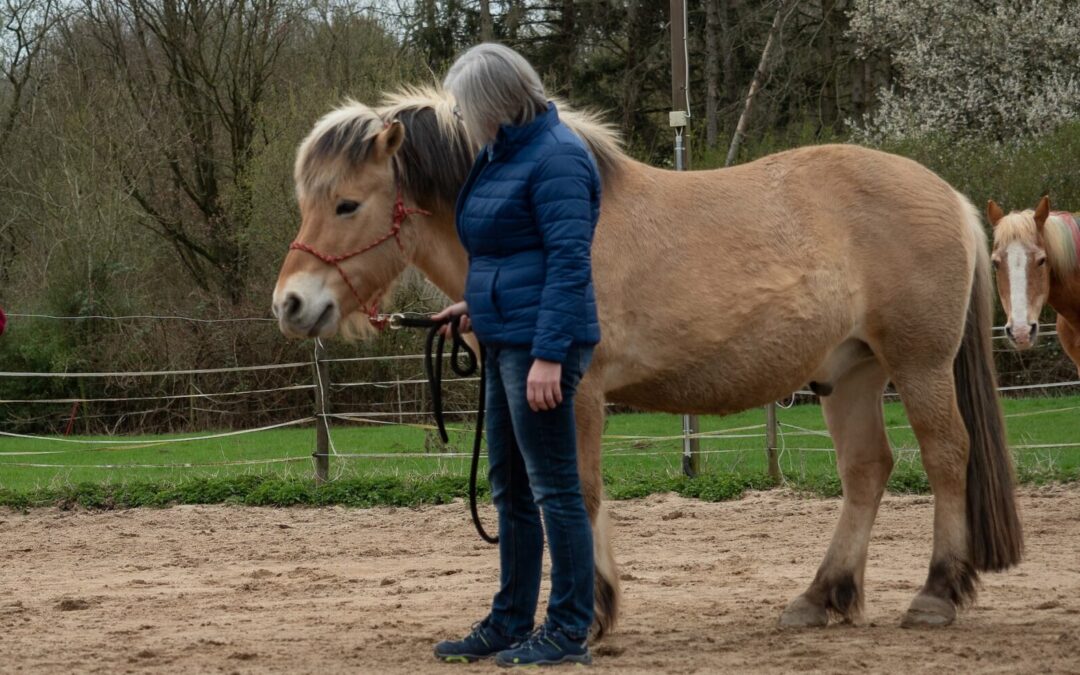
[391,314,498,545]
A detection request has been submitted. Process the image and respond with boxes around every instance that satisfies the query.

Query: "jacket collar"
[489,101,558,158]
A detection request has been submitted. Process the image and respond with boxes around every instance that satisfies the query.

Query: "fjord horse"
[988,196,1080,375]
[273,88,1022,633]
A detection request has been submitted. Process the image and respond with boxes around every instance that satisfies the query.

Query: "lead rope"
[394,314,498,545]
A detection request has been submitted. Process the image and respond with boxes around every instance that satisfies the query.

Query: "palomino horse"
[273,88,1023,633]
[988,196,1080,375]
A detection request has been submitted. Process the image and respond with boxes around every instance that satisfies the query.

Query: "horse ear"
[987,200,1005,227]
[1034,195,1051,232]
[373,120,405,160]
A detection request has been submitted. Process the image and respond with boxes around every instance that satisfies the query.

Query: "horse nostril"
[1030,323,1039,338]
[284,293,302,320]
[1005,325,1013,339]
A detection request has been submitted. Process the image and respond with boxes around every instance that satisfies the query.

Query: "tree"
[0,0,61,154]
[849,0,1080,142]
[83,0,298,302]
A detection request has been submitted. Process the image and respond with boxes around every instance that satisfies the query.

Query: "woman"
[432,43,602,668]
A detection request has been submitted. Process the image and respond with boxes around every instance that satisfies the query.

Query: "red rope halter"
[289,182,431,329]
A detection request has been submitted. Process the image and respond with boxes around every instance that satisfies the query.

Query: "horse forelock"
[994,209,1079,279]
[295,101,384,201]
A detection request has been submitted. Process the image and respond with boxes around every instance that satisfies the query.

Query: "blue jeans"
[485,345,595,640]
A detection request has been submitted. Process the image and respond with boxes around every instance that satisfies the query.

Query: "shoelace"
[468,621,493,648]
[516,625,562,652]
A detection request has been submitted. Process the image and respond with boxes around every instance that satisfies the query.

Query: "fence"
[1,313,1078,484]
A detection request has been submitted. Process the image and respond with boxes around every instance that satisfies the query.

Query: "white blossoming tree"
[848,0,1080,141]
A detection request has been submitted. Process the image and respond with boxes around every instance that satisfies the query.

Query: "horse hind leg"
[891,366,975,627]
[575,376,620,639]
[780,357,892,627]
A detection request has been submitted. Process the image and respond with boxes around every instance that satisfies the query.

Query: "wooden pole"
[313,339,330,484]
[766,402,781,483]
[671,0,699,477]
[682,413,700,478]
[670,0,691,168]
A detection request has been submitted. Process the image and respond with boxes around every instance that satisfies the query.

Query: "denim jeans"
[485,345,595,640]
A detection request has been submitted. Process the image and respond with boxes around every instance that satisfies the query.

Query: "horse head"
[989,196,1056,349]
[273,91,474,339]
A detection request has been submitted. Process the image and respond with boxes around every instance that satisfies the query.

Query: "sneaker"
[495,624,592,668]
[434,619,521,663]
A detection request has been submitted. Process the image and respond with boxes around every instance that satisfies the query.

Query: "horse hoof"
[779,595,828,628]
[901,594,955,628]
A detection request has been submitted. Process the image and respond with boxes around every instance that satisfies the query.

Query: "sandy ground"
[2,486,1079,674]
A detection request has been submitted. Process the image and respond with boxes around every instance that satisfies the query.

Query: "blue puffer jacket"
[455,102,602,364]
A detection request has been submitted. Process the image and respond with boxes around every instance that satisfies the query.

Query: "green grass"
[1,395,1078,508]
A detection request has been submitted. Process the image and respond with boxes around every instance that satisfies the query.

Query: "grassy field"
[1,395,1078,508]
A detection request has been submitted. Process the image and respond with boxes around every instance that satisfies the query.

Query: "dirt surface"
[2,487,1080,674]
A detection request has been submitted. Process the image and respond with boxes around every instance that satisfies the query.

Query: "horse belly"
[601,316,848,416]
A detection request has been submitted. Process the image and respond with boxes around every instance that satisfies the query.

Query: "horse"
[987,196,1080,375]
[272,87,1023,633]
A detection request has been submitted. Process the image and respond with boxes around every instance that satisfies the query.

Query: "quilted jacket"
[455,102,602,364]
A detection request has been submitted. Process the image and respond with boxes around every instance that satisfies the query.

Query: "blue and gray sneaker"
[434,619,521,663]
[494,624,592,668]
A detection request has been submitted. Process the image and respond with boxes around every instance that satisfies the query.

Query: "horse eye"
[1036,257,1047,267]
[991,259,1000,270]
[336,200,360,216]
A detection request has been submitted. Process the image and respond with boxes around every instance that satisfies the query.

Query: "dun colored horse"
[988,196,1080,374]
[273,88,1023,633]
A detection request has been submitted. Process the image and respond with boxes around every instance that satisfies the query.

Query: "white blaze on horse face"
[272,271,341,339]
[1006,242,1032,345]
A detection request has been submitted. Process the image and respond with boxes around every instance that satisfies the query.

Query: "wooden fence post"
[682,413,700,478]
[765,402,781,482]
[313,339,330,484]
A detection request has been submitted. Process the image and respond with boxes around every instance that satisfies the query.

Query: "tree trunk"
[720,0,736,104]
[704,0,720,149]
[726,0,788,167]
[819,0,841,129]
[559,0,575,96]
[479,0,493,41]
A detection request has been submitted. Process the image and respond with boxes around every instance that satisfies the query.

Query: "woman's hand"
[527,358,563,412]
[432,301,471,336]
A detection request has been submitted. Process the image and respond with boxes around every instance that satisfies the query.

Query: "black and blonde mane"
[295,86,624,209]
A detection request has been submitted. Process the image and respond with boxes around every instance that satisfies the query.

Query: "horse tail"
[592,500,620,638]
[954,195,1024,571]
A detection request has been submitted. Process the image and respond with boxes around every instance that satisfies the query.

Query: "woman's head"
[443,43,547,145]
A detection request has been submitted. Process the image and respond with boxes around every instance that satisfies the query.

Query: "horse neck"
[409,211,468,300]
[1048,271,1080,327]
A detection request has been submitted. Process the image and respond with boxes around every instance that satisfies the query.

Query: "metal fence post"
[765,402,781,482]
[670,0,699,478]
[682,414,700,477]
[313,339,330,484]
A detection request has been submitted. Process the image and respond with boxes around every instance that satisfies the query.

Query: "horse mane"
[993,209,1080,280]
[294,85,626,208]
[549,97,626,183]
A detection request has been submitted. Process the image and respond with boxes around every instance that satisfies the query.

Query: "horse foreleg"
[780,359,892,627]
[575,374,620,639]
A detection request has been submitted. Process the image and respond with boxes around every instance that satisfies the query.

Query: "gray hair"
[443,43,548,145]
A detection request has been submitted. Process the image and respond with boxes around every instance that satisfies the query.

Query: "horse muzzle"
[273,273,341,339]
[1005,321,1038,350]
